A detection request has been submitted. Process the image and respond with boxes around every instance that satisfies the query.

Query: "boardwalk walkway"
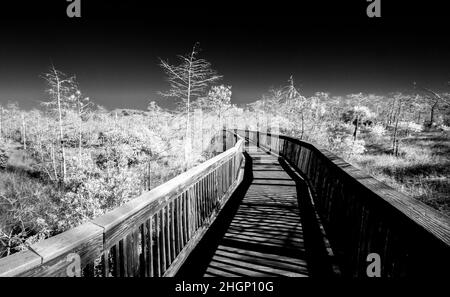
[178,146,337,277]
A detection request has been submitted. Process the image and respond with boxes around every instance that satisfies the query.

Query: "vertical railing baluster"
[155,211,161,277]
[102,250,110,277]
[170,201,175,261]
[197,183,201,228]
[147,218,153,277]
[165,205,171,266]
[161,208,167,273]
[111,245,118,277]
[140,224,146,276]
[119,239,126,277]
[181,193,186,247]
[213,170,218,213]
[177,195,182,252]
[174,198,179,255]
[202,177,206,222]
[193,184,197,230]
[183,192,189,244]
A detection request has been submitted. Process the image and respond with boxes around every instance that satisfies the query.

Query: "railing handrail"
[3,127,448,277]
[233,129,450,246]
[232,128,450,277]
[93,138,244,237]
[0,134,245,277]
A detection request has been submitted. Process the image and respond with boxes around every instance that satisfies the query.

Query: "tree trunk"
[21,113,26,150]
[56,79,66,183]
[430,100,438,125]
[147,160,151,191]
[51,143,58,181]
[386,98,396,128]
[353,116,359,141]
[394,139,399,156]
[392,103,401,155]
[78,123,82,166]
[185,55,193,167]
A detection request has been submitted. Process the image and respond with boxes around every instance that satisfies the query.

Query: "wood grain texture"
[233,129,450,277]
[0,250,42,277]
[21,222,104,277]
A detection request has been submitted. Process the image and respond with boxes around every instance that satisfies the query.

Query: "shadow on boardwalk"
[177,147,339,277]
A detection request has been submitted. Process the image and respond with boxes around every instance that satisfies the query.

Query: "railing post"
[245,125,249,150]
[256,121,260,147]
[272,120,279,153]
[222,123,227,152]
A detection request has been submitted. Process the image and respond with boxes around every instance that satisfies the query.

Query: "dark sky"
[0,1,449,110]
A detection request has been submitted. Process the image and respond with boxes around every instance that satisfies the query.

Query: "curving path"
[177,146,338,277]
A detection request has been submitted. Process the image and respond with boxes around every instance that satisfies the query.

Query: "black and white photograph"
[0,0,449,291]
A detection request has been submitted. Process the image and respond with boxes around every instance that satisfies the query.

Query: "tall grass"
[349,130,450,215]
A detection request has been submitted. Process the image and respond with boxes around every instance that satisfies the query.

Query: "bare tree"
[388,93,417,155]
[159,43,222,164]
[196,85,232,122]
[71,87,92,166]
[283,76,306,139]
[41,66,77,183]
[413,82,450,126]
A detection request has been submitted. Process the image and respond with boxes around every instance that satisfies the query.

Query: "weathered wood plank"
[102,250,110,277]
[176,196,182,254]
[111,245,119,277]
[170,200,176,261]
[146,218,154,277]
[159,208,166,274]
[140,223,147,277]
[20,222,103,277]
[154,212,161,277]
[0,250,42,277]
[118,240,125,277]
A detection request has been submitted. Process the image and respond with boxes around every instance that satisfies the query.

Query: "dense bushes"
[0,104,221,257]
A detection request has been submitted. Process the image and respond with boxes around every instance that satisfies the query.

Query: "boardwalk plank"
[180,146,321,277]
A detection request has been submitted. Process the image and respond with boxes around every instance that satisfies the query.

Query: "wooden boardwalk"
[2,131,447,277]
[178,146,335,277]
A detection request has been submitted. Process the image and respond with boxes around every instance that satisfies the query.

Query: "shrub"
[370,123,386,138]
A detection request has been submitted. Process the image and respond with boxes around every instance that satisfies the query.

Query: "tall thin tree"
[41,65,77,183]
[159,43,222,165]
[71,88,91,166]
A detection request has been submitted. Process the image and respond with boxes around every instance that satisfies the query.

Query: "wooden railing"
[2,128,449,278]
[233,129,450,277]
[0,132,245,277]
